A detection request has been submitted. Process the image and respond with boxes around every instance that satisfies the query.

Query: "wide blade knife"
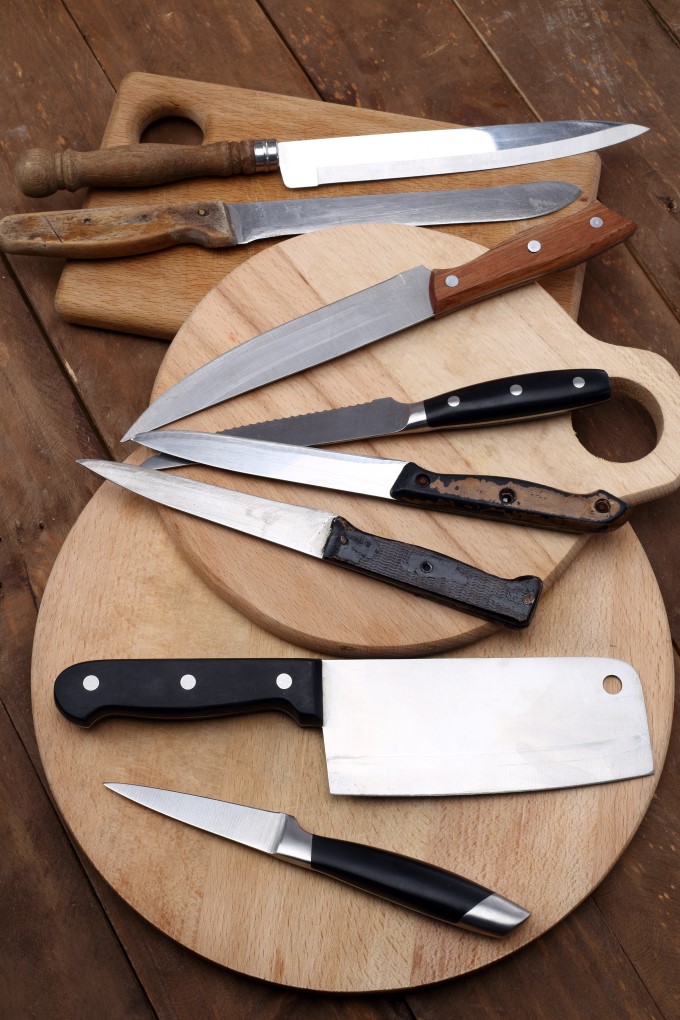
[80,459,541,627]
[135,429,630,533]
[123,201,636,439]
[0,182,581,258]
[17,120,646,196]
[55,656,654,796]
[104,782,529,935]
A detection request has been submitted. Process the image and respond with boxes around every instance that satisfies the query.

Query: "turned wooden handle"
[15,140,271,197]
[0,202,238,258]
[429,200,636,316]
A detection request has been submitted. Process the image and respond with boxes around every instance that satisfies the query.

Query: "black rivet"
[421,561,433,573]
[499,487,516,505]
[594,498,611,514]
[416,473,429,486]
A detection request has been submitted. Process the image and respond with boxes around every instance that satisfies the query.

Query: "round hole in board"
[140,116,204,146]
[603,674,623,695]
[572,379,659,463]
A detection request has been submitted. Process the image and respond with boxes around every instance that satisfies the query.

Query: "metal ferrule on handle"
[253,140,279,171]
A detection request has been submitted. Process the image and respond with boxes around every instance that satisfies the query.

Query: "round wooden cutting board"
[144,223,680,655]
[31,475,674,992]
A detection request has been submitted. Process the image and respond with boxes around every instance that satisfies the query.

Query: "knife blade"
[17,120,646,196]
[0,182,582,259]
[79,459,541,628]
[55,656,654,796]
[103,782,530,935]
[135,429,630,533]
[122,201,636,440]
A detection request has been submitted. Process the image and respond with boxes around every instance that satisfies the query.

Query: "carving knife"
[103,782,529,935]
[0,182,582,258]
[17,119,647,195]
[134,429,631,533]
[55,656,654,796]
[79,459,542,627]
[122,201,636,439]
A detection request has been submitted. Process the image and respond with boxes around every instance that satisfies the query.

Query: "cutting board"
[147,223,680,654]
[31,476,674,992]
[54,72,601,338]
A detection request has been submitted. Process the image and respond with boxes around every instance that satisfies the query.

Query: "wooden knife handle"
[15,139,275,197]
[0,201,238,258]
[429,200,636,316]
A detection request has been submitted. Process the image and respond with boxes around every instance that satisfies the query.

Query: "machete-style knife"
[79,459,542,627]
[123,201,636,439]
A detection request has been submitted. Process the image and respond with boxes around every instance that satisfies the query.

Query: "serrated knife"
[123,201,636,439]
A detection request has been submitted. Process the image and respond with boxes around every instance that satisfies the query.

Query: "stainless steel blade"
[80,460,334,557]
[318,657,653,796]
[278,121,647,188]
[230,181,582,242]
[223,397,413,447]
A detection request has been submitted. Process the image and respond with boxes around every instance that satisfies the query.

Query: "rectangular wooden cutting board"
[55,72,601,338]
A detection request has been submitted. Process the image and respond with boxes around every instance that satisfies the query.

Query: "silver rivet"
[590,216,604,229]
[83,675,99,692]
[180,674,196,690]
[527,240,541,253]
[573,376,586,389]
[444,274,459,288]
[447,395,461,407]
[276,673,293,689]
[510,384,523,396]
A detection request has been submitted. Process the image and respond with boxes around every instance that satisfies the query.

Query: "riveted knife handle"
[421,368,611,429]
[429,200,636,316]
[53,658,324,728]
[16,140,277,197]
[0,202,239,258]
[390,466,631,533]
[322,518,541,627]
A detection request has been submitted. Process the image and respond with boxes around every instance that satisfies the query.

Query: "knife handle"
[322,517,541,627]
[54,658,324,728]
[420,368,611,429]
[0,202,239,258]
[429,200,636,316]
[390,465,631,533]
[15,139,279,197]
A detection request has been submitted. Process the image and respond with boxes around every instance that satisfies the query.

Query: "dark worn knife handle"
[429,200,636,316]
[54,658,324,727]
[390,465,631,533]
[421,368,611,429]
[322,518,541,627]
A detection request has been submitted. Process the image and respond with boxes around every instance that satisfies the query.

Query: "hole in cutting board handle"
[571,378,659,463]
[140,116,204,146]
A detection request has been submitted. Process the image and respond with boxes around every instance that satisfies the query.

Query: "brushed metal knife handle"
[429,200,636,316]
[15,140,279,197]
[323,518,541,627]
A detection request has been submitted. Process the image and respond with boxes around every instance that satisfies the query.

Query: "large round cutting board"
[31,474,674,992]
[145,224,680,655]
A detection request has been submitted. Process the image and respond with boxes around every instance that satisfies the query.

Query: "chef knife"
[104,782,529,935]
[0,182,581,258]
[79,459,541,627]
[122,201,636,439]
[55,656,654,795]
[135,429,630,533]
[16,120,646,196]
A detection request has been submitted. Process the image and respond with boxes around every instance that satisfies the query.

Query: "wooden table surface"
[1,2,678,1017]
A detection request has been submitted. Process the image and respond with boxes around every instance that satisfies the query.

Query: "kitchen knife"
[104,782,530,935]
[16,120,646,196]
[142,367,612,468]
[122,201,636,439]
[79,459,541,628]
[55,656,654,795]
[0,182,582,258]
[135,429,630,533]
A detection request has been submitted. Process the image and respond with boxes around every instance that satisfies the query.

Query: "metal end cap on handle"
[458,893,530,937]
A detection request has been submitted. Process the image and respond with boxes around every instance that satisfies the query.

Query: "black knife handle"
[322,518,541,628]
[390,464,631,533]
[310,835,529,935]
[421,368,610,429]
[53,658,324,728]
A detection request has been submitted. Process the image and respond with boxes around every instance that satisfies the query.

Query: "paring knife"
[55,656,654,796]
[104,782,529,935]
[80,459,541,628]
[123,201,636,439]
[0,182,582,259]
[142,367,612,469]
[135,429,630,533]
[16,120,646,196]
